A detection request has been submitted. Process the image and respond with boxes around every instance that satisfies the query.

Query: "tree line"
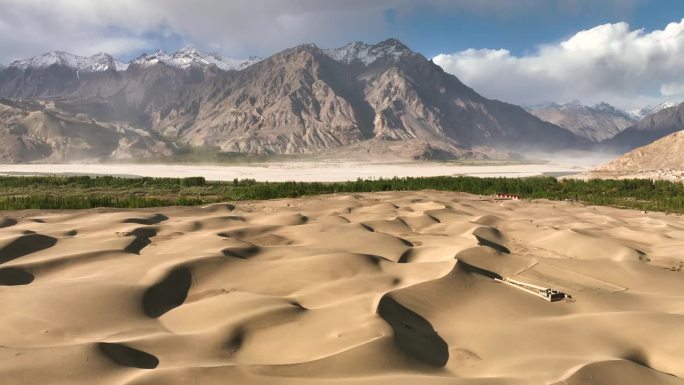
[0,175,682,213]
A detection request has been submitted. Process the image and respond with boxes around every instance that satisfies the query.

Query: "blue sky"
[1,0,683,109]
[112,1,684,61]
[390,1,684,58]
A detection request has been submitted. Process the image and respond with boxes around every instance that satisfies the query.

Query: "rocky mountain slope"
[0,39,590,161]
[527,101,635,141]
[599,130,684,173]
[0,99,173,162]
[603,101,684,152]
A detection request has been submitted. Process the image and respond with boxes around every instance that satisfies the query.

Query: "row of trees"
[0,175,682,213]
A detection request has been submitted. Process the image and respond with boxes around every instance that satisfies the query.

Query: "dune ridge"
[0,191,683,384]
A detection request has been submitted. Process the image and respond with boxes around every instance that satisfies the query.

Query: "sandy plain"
[0,161,594,182]
[0,191,683,385]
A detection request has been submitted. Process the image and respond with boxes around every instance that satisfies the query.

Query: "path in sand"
[0,192,683,384]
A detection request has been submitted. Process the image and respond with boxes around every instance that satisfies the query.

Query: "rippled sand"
[0,191,683,384]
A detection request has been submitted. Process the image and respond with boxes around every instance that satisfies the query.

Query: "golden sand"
[0,191,682,384]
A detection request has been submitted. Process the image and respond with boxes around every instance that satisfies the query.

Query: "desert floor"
[0,191,683,385]
[0,161,593,182]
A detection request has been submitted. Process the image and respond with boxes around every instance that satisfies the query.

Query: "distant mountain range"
[2,40,683,163]
[525,100,636,142]
[603,101,684,153]
[0,39,590,162]
[7,51,128,72]
[628,101,680,120]
[130,48,262,71]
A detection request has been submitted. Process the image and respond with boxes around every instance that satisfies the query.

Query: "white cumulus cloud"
[0,0,640,62]
[433,19,684,110]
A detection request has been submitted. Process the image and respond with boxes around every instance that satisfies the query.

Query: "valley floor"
[0,191,683,384]
[0,161,591,182]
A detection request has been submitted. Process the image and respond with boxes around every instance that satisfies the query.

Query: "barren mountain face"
[599,130,684,173]
[0,99,173,162]
[0,39,591,162]
[528,102,635,142]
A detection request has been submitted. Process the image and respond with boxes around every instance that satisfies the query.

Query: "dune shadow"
[124,237,152,254]
[142,266,192,318]
[0,218,17,228]
[472,227,510,254]
[124,227,158,254]
[0,234,58,264]
[623,348,652,369]
[97,342,159,369]
[123,214,169,225]
[377,295,449,367]
[398,249,413,263]
[473,235,510,254]
[0,267,34,285]
[459,260,503,280]
[221,246,260,259]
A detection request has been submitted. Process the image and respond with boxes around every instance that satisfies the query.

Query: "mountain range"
[602,101,684,153]
[525,100,636,142]
[628,101,680,120]
[0,39,678,163]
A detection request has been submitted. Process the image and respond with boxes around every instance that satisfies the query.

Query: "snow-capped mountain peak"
[9,51,127,72]
[323,38,413,65]
[629,101,681,120]
[131,48,261,71]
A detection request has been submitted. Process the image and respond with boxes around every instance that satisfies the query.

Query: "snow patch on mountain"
[9,51,127,72]
[131,47,261,71]
[629,101,681,119]
[323,38,413,65]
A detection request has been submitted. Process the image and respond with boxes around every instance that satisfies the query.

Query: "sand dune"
[0,191,683,384]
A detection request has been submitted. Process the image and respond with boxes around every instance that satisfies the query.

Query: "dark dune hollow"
[221,246,260,259]
[142,266,192,318]
[472,226,510,254]
[398,249,413,263]
[0,234,58,264]
[124,227,158,254]
[127,227,158,239]
[0,267,34,285]
[473,235,510,254]
[377,295,449,367]
[124,237,152,254]
[97,342,159,369]
[227,328,245,351]
[123,214,169,225]
[459,260,503,280]
[0,218,17,228]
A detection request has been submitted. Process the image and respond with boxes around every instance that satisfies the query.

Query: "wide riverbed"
[0,160,603,182]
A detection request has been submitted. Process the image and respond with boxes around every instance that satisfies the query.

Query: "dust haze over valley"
[2,1,684,385]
